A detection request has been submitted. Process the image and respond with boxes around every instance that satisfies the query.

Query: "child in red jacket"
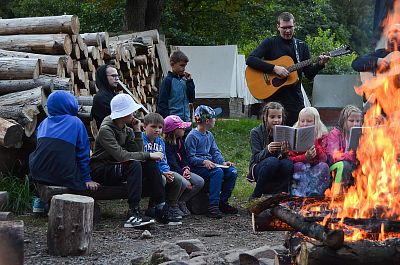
[288,107,330,197]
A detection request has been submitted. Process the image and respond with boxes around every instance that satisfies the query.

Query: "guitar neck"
[287,57,320,73]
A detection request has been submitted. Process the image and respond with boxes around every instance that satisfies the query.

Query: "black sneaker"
[219,202,238,214]
[145,206,156,218]
[207,204,223,219]
[155,204,182,225]
[124,208,155,228]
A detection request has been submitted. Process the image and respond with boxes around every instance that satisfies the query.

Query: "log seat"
[36,183,128,203]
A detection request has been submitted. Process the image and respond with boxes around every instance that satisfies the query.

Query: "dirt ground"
[23,199,286,265]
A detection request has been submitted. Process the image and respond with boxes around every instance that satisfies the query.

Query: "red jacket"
[288,135,327,165]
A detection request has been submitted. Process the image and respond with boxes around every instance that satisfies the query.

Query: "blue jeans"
[253,157,293,197]
[191,166,238,205]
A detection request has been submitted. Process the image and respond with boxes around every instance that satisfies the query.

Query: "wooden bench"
[36,183,128,221]
[37,183,128,203]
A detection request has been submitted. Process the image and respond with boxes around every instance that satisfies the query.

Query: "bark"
[47,194,94,256]
[0,15,79,35]
[0,34,73,55]
[0,117,24,148]
[0,58,41,80]
[98,32,109,49]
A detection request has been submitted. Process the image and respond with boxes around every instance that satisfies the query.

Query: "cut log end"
[70,15,80,35]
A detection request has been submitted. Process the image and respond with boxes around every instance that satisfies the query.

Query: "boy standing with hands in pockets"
[157,50,195,122]
[185,105,238,218]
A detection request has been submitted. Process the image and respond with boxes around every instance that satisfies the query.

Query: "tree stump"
[47,194,94,256]
[0,220,24,265]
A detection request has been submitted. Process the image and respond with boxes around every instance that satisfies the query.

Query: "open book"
[273,125,315,152]
[346,126,371,153]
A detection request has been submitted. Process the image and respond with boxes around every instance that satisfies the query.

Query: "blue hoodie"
[29,91,91,190]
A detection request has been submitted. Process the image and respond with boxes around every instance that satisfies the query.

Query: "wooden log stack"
[0,15,166,152]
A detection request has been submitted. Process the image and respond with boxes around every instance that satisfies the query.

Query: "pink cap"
[164,115,192,133]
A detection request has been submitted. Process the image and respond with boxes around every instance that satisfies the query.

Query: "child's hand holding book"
[305,145,316,160]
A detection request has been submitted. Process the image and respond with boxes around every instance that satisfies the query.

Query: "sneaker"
[155,205,182,225]
[32,196,44,214]
[169,205,183,219]
[124,208,155,228]
[178,201,191,216]
[145,206,156,218]
[219,202,238,214]
[207,204,223,219]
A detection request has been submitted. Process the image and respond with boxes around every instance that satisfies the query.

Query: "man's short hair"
[277,12,295,24]
[143,112,164,126]
[170,50,189,63]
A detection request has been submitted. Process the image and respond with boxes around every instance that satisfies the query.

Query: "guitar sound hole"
[272,77,287,87]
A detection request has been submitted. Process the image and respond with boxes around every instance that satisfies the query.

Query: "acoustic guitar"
[245,45,351,100]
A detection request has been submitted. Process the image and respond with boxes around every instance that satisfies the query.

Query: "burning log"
[289,236,400,265]
[271,205,344,250]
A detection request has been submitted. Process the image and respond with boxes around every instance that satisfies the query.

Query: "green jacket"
[90,116,150,171]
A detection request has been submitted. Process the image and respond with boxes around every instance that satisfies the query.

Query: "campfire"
[250,3,400,264]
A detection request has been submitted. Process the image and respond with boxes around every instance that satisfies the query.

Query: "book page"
[273,125,296,149]
[294,125,315,152]
[215,164,229,168]
[346,126,364,153]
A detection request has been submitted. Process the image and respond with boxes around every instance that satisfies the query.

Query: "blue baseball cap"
[194,105,222,122]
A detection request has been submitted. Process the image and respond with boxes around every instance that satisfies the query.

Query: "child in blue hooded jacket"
[29,90,99,191]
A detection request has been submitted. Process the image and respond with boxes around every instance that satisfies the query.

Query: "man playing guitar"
[246,12,330,126]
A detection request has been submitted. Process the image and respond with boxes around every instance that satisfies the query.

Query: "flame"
[319,1,400,241]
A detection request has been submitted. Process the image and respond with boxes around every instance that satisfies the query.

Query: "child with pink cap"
[163,115,204,216]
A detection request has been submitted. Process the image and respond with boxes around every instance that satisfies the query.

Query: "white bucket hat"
[110,94,142,120]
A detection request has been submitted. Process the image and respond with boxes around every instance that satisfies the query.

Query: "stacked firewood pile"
[0,15,167,149]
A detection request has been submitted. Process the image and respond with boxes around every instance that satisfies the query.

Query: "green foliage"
[0,174,33,214]
[210,118,260,200]
[305,28,357,74]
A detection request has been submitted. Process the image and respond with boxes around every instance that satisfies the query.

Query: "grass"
[210,117,260,203]
[0,173,33,214]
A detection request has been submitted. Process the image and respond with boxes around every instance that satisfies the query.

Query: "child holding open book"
[326,105,363,194]
[288,107,330,197]
[247,102,293,200]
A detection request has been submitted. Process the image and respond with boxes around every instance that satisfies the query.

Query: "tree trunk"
[0,117,24,148]
[0,221,24,265]
[0,49,66,75]
[125,0,147,32]
[80,33,101,47]
[0,15,80,35]
[145,0,163,30]
[0,58,41,80]
[0,77,54,95]
[0,34,73,55]
[47,194,94,256]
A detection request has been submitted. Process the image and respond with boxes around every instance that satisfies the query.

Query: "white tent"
[172,45,259,105]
